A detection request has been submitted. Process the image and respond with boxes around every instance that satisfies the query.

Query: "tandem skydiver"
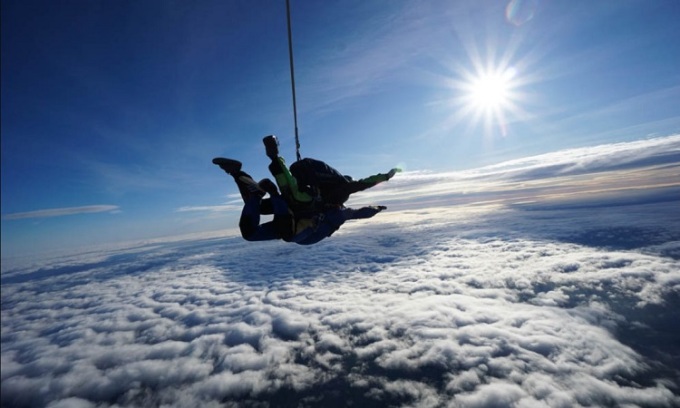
[211,158,387,245]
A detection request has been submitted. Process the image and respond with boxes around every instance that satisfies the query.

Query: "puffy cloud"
[2,138,680,407]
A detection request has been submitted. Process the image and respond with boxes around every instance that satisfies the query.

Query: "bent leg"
[239,195,296,242]
[270,196,295,242]
[239,197,279,241]
[231,170,259,203]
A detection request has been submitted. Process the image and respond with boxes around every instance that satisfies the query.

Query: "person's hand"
[386,168,402,180]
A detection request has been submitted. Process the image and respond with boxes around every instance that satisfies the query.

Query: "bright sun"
[451,65,523,137]
[470,73,510,109]
[467,68,516,111]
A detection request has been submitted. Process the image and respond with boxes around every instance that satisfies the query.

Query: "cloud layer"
[2,136,679,407]
[345,134,680,210]
[2,191,679,407]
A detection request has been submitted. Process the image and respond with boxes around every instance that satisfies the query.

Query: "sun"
[465,68,516,112]
[431,46,532,140]
[468,71,512,110]
[451,65,523,137]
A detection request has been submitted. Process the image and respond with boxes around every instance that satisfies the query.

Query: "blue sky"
[2,0,680,257]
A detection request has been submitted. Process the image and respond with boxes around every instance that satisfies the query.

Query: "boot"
[263,135,279,159]
[212,158,242,175]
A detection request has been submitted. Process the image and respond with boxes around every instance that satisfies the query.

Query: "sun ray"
[452,65,521,138]
[420,20,540,145]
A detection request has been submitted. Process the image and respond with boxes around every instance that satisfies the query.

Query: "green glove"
[386,168,401,180]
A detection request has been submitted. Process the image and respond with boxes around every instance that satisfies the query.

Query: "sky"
[2,0,680,257]
[1,142,679,406]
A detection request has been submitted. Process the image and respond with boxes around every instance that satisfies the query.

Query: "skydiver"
[212,158,387,245]
[262,135,400,212]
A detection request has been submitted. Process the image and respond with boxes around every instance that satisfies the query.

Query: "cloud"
[181,135,680,216]
[344,134,680,210]
[176,194,243,214]
[2,205,120,220]
[2,136,679,407]
[176,204,242,213]
[469,133,680,180]
[2,196,679,407]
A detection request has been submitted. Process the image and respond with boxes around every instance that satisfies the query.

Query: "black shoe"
[258,178,279,196]
[212,158,242,175]
[263,135,279,159]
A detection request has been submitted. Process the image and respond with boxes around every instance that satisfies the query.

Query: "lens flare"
[506,0,538,27]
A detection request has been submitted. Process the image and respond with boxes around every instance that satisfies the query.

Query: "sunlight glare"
[432,38,533,141]
[453,65,524,138]
[469,70,513,110]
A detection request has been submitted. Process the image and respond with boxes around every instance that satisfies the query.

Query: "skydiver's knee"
[239,218,258,241]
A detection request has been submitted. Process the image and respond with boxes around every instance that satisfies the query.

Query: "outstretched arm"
[291,206,387,245]
[324,168,400,205]
[343,205,387,220]
[358,168,401,186]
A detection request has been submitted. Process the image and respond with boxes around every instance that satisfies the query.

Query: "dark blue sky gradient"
[2,0,679,255]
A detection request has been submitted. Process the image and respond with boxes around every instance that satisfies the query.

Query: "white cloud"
[175,204,243,213]
[2,137,680,407]
[182,135,680,217]
[2,205,120,220]
[346,134,680,209]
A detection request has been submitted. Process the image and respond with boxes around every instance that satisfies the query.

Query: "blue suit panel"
[292,206,384,245]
